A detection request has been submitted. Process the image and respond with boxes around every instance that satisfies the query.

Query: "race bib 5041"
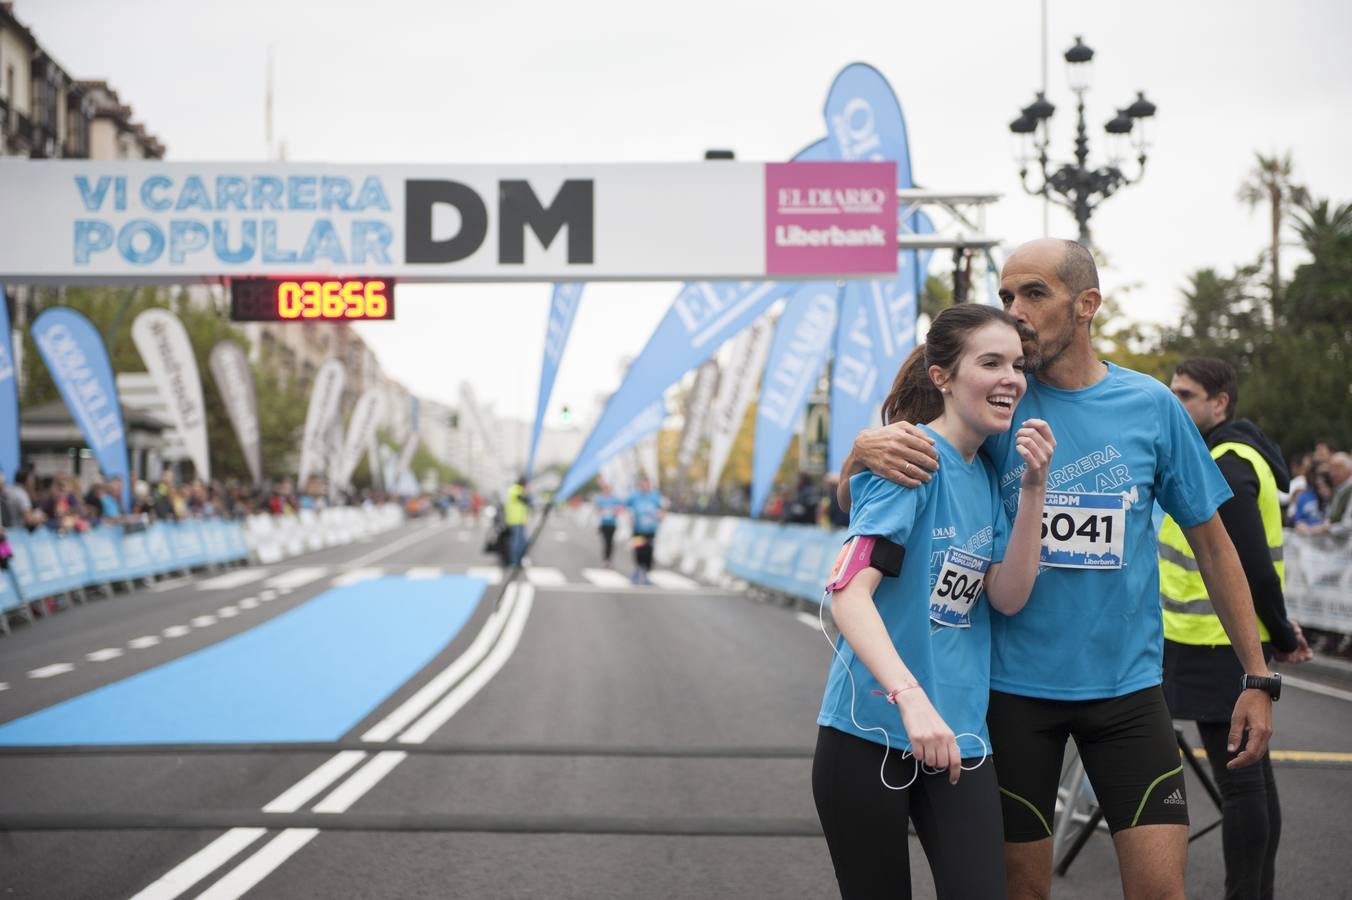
[1039,491,1125,569]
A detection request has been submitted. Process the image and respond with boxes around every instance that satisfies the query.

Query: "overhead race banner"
[338,388,384,488]
[0,161,897,282]
[676,360,720,475]
[555,280,799,502]
[207,340,262,486]
[527,282,584,479]
[0,288,19,481]
[131,308,211,482]
[296,359,345,489]
[750,282,840,517]
[704,320,773,495]
[31,308,131,509]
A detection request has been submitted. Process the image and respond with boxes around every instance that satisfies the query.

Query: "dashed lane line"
[216,606,240,619]
[162,625,191,639]
[191,615,217,628]
[128,635,161,650]
[238,597,259,610]
[27,664,75,679]
[196,570,270,591]
[86,648,124,662]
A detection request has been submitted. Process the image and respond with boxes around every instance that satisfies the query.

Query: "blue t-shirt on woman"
[818,425,1010,759]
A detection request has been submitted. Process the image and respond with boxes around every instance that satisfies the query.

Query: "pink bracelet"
[872,683,921,704]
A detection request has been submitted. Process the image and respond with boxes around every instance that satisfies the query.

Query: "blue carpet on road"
[0,575,484,745]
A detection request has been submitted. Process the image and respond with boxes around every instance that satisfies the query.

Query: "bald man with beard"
[838,238,1276,900]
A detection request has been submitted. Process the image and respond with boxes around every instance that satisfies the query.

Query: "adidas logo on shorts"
[1162,788,1186,806]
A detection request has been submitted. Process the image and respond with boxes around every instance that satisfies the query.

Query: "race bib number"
[1039,492,1126,569]
[929,548,989,628]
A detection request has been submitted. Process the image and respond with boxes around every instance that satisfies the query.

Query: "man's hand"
[1274,622,1315,664]
[1227,690,1274,769]
[854,422,940,488]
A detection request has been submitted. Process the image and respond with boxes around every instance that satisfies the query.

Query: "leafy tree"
[1237,151,1307,319]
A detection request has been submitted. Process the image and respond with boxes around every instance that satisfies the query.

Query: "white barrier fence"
[244,503,405,564]
[1284,530,1352,635]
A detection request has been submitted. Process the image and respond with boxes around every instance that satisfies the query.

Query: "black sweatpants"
[633,533,654,571]
[1196,720,1281,900]
[812,726,1006,899]
[599,524,616,562]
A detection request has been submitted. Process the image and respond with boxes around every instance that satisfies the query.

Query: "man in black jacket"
[1162,357,1313,900]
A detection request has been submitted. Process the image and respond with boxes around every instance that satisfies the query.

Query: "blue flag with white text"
[750,282,840,518]
[527,283,583,480]
[0,289,19,481]
[829,285,882,474]
[556,281,797,502]
[31,307,131,510]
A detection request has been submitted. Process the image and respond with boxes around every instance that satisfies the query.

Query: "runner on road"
[838,239,1277,900]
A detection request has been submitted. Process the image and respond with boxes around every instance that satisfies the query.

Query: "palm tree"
[1291,196,1352,260]
[1237,152,1307,322]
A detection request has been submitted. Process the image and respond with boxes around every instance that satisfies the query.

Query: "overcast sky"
[18,0,1352,426]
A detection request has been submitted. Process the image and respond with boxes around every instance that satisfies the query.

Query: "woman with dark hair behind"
[813,304,1056,898]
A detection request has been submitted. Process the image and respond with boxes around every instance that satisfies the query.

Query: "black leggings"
[599,524,616,561]
[633,535,654,571]
[812,726,1006,899]
[1196,720,1281,900]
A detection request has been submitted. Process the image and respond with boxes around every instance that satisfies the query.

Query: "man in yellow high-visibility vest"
[505,477,531,567]
[1160,357,1313,900]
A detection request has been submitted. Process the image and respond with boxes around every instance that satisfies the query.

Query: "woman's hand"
[1015,418,1056,490]
[897,690,963,784]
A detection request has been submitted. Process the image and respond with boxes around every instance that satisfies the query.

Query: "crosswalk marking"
[465,567,503,585]
[263,567,328,591]
[196,570,269,591]
[87,648,125,662]
[582,568,631,587]
[647,570,700,590]
[332,568,383,587]
[524,567,567,587]
[405,567,442,580]
[28,663,74,679]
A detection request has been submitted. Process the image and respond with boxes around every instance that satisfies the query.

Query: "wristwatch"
[1241,672,1282,701]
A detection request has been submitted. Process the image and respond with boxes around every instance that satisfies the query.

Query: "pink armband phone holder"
[825,536,877,592]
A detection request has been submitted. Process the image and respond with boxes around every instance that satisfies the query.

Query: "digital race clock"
[229,278,395,322]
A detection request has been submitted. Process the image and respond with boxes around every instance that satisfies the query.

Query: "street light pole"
[1009,36,1157,245]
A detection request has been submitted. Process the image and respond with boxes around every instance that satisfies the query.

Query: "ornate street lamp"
[1010,36,1157,244]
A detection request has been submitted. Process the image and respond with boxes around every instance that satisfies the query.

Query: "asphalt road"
[1,513,1349,899]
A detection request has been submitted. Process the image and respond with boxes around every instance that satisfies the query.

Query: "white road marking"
[331,568,383,587]
[238,597,259,610]
[262,750,367,813]
[362,586,520,742]
[128,635,162,649]
[162,625,191,639]
[647,570,700,590]
[466,566,503,585]
[128,827,268,900]
[1284,674,1352,703]
[795,612,823,629]
[196,570,269,591]
[190,615,217,628]
[0,682,8,691]
[28,663,74,679]
[312,751,408,813]
[345,522,451,568]
[399,584,535,744]
[87,647,124,662]
[194,828,320,900]
[216,606,239,619]
[524,567,566,586]
[150,576,193,593]
[263,567,329,591]
[258,589,278,601]
[404,567,442,580]
[582,568,631,587]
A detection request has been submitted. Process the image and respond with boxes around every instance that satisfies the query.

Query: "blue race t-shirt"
[595,493,620,527]
[984,362,1232,701]
[627,491,663,535]
[818,425,1010,759]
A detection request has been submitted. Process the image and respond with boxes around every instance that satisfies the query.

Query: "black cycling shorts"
[988,685,1188,841]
